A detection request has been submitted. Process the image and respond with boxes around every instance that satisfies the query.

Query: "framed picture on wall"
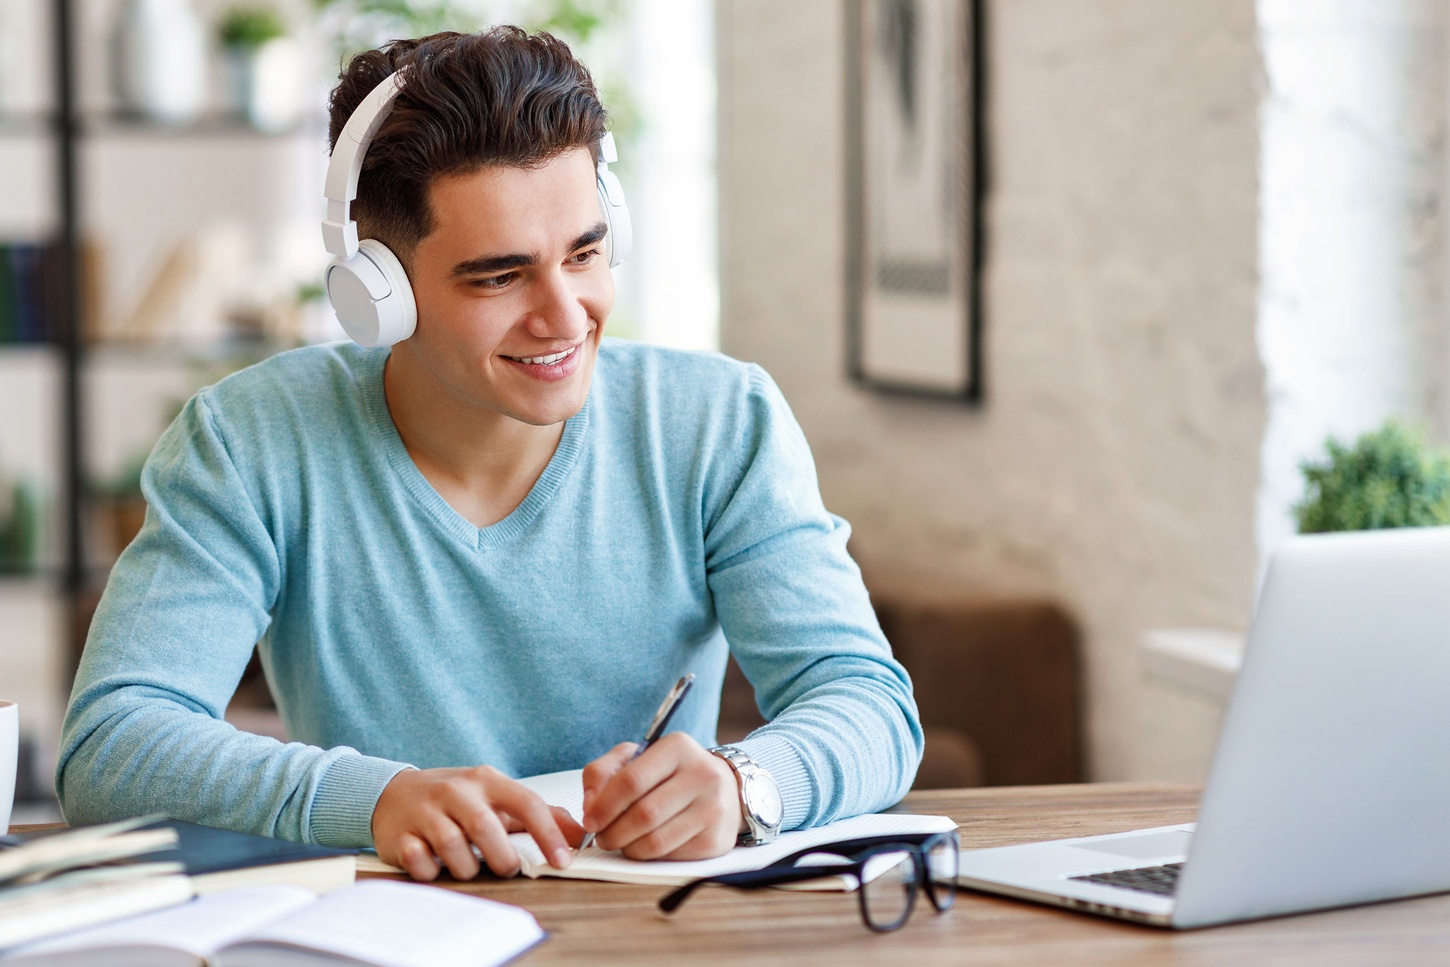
[845,0,984,401]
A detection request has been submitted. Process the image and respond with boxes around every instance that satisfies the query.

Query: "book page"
[2,885,316,964]
[515,769,585,818]
[217,880,543,967]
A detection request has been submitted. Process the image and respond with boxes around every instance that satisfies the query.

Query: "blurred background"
[4,0,1449,822]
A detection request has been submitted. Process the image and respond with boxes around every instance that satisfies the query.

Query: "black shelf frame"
[52,0,85,633]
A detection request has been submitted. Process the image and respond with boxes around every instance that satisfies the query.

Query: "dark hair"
[327,27,608,261]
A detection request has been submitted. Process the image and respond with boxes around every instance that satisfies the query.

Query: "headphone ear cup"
[324,238,417,347]
[597,167,632,268]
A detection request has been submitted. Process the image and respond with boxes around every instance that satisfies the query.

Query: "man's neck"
[382,354,567,529]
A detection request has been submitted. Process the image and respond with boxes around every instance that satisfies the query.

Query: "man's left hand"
[580,732,742,860]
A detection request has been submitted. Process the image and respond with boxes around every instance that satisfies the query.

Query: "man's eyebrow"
[569,222,609,252]
[449,252,535,278]
[448,222,611,279]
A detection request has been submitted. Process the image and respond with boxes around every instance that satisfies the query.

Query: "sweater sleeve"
[703,367,924,830]
[54,393,411,847]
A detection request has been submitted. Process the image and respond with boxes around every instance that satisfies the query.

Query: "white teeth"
[514,348,573,365]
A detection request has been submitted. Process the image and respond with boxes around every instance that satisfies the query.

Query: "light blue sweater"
[57,340,922,847]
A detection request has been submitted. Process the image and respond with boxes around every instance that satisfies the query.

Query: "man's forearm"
[57,683,406,846]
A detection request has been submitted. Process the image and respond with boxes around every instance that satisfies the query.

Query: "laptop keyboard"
[1070,862,1183,897]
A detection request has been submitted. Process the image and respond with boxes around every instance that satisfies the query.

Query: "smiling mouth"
[505,347,577,366]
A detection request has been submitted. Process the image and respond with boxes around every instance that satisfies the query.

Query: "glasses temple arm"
[658,864,865,914]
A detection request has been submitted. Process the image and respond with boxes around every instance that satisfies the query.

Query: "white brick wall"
[719,0,1264,781]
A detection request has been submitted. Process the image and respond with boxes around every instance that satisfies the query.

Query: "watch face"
[746,772,784,828]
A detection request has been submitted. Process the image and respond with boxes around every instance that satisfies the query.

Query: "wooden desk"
[381,783,1450,966]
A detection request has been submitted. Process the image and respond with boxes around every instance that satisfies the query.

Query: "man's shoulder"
[591,340,799,478]
[200,342,382,419]
[596,338,764,407]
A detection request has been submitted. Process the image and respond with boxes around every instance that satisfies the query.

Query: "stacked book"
[0,815,355,951]
[0,816,189,949]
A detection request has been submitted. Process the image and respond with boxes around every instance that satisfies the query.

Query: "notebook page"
[516,769,585,819]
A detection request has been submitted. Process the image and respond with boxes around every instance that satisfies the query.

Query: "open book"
[357,769,957,888]
[0,880,545,967]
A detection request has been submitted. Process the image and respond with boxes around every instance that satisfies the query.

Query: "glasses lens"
[925,833,959,911]
[860,850,916,931]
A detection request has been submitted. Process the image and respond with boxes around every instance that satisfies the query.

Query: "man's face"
[397,147,614,428]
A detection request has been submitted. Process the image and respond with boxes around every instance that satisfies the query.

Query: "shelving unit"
[0,0,327,814]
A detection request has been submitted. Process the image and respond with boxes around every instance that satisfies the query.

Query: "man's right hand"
[371,766,584,881]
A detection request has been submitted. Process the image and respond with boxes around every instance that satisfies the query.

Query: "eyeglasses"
[659,830,960,933]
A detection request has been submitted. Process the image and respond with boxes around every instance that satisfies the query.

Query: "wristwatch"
[710,745,783,846]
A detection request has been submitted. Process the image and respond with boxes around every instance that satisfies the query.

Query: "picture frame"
[845,0,984,401]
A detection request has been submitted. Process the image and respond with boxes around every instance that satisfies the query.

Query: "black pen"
[578,673,695,852]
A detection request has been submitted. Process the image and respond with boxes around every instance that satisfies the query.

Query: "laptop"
[955,526,1450,928]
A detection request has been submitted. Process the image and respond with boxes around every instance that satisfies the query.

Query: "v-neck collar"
[358,349,591,551]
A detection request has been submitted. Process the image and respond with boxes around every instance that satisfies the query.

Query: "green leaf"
[1294,419,1450,533]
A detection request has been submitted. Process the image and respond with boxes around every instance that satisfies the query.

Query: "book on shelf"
[1,815,357,950]
[0,240,51,345]
[356,768,958,889]
[0,237,102,346]
[0,880,546,967]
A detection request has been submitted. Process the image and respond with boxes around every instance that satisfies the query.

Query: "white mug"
[0,701,17,833]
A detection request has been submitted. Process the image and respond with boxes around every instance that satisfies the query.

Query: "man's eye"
[470,273,515,289]
[570,248,600,265]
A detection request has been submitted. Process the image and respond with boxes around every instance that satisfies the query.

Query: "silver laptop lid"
[1173,527,1450,927]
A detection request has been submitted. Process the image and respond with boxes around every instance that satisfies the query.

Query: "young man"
[56,28,922,881]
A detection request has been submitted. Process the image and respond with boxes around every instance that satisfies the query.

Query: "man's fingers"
[458,804,523,877]
[396,832,442,882]
[491,782,577,869]
[614,797,701,860]
[372,765,588,881]
[585,742,675,835]
[420,811,485,881]
[581,742,638,814]
[657,827,733,862]
[589,735,742,861]
[551,805,587,847]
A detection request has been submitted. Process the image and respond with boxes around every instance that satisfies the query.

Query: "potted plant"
[113,0,208,124]
[218,4,301,132]
[1294,419,1450,533]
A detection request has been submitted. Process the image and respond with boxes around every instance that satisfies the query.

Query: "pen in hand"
[578,673,696,852]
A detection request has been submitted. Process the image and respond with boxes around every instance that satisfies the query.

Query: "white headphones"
[321,70,632,348]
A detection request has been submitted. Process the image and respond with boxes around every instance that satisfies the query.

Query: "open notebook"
[358,769,956,887]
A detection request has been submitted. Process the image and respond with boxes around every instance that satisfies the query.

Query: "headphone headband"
[322,72,407,260]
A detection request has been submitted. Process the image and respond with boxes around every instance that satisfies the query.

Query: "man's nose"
[525,270,590,337]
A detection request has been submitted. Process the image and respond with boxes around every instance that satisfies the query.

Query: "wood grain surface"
[23,783,1449,965]
[367,783,1450,966]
